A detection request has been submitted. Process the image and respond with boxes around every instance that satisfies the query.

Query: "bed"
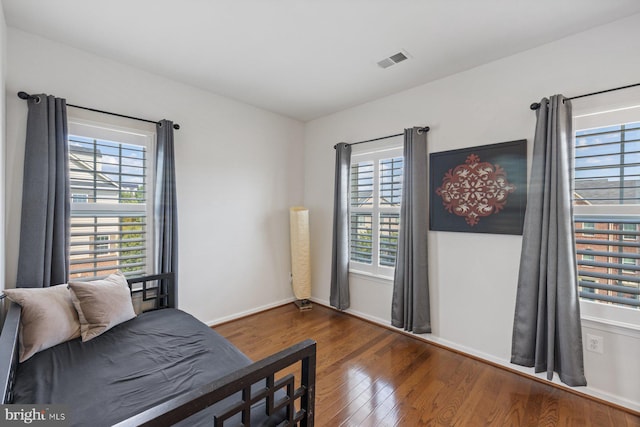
[0,273,316,426]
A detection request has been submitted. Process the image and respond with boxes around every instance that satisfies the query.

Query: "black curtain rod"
[17,91,180,130]
[333,126,429,149]
[529,82,640,110]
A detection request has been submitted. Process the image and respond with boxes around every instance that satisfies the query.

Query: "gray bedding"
[13,308,282,426]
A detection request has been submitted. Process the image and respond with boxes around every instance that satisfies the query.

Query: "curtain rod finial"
[18,91,31,100]
[173,124,180,130]
[530,102,541,110]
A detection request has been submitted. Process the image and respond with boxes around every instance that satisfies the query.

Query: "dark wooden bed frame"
[0,273,316,426]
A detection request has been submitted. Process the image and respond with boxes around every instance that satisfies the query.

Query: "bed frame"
[0,273,316,426]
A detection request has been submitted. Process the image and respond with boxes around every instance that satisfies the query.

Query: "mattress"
[13,308,282,426]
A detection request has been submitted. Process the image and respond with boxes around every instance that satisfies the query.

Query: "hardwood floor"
[213,303,640,427]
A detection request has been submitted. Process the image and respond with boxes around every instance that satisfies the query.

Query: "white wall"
[0,2,6,294]
[304,14,640,410]
[4,29,305,324]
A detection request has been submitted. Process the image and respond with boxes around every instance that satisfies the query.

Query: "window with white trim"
[582,222,595,237]
[68,120,154,280]
[582,251,595,262]
[350,147,403,277]
[574,116,639,310]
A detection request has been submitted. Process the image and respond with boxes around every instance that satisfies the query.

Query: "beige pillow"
[68,271,136,342]
[3,285,81,362]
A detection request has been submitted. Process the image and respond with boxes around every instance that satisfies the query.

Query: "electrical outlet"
[586,334,604,354]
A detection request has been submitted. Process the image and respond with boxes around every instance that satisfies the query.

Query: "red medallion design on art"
[435,154,516,226]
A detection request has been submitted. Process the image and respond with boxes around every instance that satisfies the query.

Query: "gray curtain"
[155,120,179,308]
[391,127,431,333]
[511,95,586,387]
[330,143,351,310]
[17,94,69,288]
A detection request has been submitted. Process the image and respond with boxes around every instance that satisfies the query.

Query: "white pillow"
[68,271,136,342]
[3,285,81,362]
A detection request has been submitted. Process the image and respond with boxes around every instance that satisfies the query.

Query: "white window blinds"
[574,121,640,309]
[350,148,403,277]
[68,121,154,280]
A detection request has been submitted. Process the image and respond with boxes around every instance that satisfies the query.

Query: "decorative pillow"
[68,271,136,342]
[3,285,81,362]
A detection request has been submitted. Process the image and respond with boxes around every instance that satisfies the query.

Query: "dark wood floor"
[213,303,640,427]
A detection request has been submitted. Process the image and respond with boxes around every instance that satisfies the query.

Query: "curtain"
[391,127,431,333]
[17,94,69,288]
[511,95,586,387]
[330,143,351,310]
[155,120,179,308]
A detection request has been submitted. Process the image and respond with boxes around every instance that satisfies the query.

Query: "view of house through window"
[574,120,640,309]
[350,147,403,277]
[68,120,154,280]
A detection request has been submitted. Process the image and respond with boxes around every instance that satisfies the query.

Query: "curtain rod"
[17,91,180,130]
[529,82,640,110]
[333,126,429,149]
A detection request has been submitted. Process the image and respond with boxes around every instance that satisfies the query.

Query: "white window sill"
[581,315,640,339]
[349,269,394,284]
[580,300,640,337]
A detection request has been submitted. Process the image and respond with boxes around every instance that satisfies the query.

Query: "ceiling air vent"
[377,51,410,69]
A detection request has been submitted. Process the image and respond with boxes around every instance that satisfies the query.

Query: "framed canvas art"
[430,139,527,235]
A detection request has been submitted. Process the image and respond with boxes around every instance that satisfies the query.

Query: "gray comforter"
[13,308,281,426]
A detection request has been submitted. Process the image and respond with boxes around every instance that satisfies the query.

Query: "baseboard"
[205,297,295,327]
[310,297,640,415]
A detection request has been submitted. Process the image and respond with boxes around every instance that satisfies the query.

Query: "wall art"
[430,139,527,235]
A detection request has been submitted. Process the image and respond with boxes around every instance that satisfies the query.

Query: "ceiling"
[4,1,640,122]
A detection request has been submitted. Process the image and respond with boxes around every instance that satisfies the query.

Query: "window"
[622,223,637,240]
[582,250,595,263]
[622,257,637,275]
[581,222,595,237]
[350,147,403,277]
[72,194,88,203]
[68,119,154,280]
[94,235,110,251]
[574,118,640,310]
